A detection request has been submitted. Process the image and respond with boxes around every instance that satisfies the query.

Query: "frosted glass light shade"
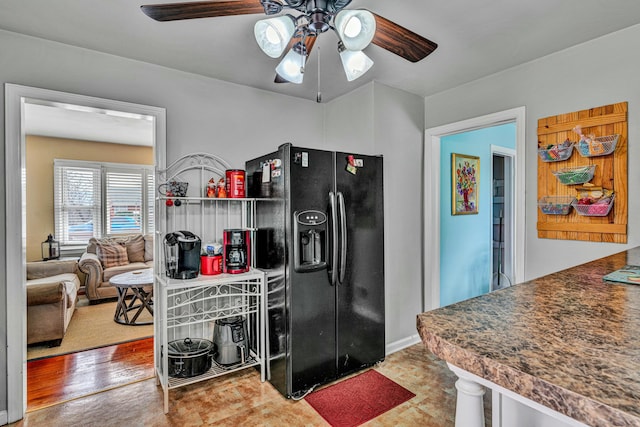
[254,16,296,58]
[339,49,374,81]
[275,46,306,84]
[334,9,376,51]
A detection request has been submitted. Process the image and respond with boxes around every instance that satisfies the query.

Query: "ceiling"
[2,0,640,104]
[24,101,155,146]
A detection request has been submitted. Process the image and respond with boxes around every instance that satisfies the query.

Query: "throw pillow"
[96,243,129,269]
[87,237,99,254]
[144,234,154,262]
[125,235,146,263]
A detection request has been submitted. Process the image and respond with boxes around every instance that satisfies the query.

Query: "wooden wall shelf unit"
[537,102,628,243]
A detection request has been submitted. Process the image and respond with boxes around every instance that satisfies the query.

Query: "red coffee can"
[225,169,246,198]
[201,255,223,275]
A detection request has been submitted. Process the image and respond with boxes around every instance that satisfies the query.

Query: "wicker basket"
[538,196,575,215]
[575,135,619,157]
[572,195,615,217]
[552,165,596,185]
[537,144,574,162]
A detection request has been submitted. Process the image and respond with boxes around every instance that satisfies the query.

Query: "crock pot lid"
[168,337,213,356]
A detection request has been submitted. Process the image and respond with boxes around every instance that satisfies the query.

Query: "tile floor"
[13,344,491,426]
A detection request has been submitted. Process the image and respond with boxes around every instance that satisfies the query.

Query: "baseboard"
[385,334,422,356]
[0,410,8,426]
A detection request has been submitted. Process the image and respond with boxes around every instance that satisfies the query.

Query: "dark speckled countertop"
[417,248,640,427]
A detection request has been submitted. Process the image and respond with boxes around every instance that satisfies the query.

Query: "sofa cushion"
[97,243,129,268]
[27,273,80,306]
[26,260,78,280]
[126,235,146,263]
[144,234,154,262]
[88,234,152,263]
[103,262,150,282]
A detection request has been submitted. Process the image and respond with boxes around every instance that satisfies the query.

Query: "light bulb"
[334,10,376,51]
[339,45,374,81]
[254,16,296,58]
[276,44,306,84]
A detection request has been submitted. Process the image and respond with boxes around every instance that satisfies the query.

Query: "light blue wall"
[440,123,515,306]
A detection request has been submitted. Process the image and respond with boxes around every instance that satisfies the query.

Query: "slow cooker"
[167,337,213,378]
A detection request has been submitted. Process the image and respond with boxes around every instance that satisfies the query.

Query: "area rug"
[305,369,416,427]
[27,298,153,360]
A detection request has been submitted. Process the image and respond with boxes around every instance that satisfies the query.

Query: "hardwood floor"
[26,337,154,412]
[16,343,492,426]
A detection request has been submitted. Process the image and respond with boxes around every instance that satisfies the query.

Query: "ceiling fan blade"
[141,1,265,22]
[370,12,438,63]
[274,35,317,84]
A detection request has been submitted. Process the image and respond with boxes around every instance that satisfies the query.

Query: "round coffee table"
[109,268,154,325]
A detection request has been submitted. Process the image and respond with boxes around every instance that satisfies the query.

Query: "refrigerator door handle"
[329,191,338,286]
[337,191,347,284]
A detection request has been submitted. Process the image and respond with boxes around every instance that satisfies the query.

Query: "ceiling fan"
[141,0,438,85]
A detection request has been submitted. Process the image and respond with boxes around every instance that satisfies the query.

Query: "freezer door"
[335,152,385,376]
[286,145,338,397]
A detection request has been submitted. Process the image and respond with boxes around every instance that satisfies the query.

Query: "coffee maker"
[164,231,201,279]
[223,229,250,274]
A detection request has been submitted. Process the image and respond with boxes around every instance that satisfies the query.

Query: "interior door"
[335,152,385,376]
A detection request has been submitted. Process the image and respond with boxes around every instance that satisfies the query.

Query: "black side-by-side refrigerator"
[246,143,385,398]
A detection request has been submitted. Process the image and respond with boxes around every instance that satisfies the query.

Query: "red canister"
[200,255,223,275]
[225,169,246,198]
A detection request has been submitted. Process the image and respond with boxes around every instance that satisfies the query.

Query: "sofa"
[78,234,153,304]
[27,259,81,346]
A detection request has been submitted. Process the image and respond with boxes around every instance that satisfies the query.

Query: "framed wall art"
[452,153,479,215]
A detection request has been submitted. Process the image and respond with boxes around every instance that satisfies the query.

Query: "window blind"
[54,160,154,246]
[54,163,102,245]
[105,170,143,235]
[146,171,155,233]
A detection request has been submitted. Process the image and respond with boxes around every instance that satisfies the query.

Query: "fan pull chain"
[300,33,307,76]
[317,46,322,103]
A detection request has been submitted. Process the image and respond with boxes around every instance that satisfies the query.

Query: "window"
[54,159,154,246]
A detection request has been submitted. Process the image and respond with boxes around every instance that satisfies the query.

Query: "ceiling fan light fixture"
[334,9,376,51]
[275,42,307,84]
[338,42,373,81]
[254,15,296,58]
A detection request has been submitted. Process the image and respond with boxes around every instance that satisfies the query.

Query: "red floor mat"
[305,369,416,427]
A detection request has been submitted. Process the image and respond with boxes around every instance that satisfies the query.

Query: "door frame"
[4,83,166,422]
[423,107,526,311]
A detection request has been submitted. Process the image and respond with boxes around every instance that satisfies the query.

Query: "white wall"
[324,84,375,153]
[372,83,425,348]
[425,23,640,280]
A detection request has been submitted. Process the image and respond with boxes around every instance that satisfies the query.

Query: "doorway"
[423,107,526,311]
[491,147,516,291]
[5,84,166,421]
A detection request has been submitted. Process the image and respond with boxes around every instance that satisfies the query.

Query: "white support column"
[448,363,486,427]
